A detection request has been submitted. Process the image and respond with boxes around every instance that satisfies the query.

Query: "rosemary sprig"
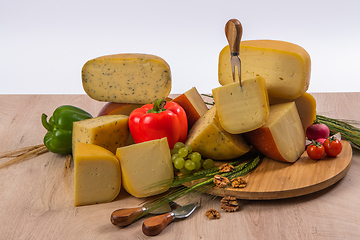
[316,115,360,149]
[140,154,261,218]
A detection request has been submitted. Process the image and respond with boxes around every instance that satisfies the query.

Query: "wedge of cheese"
[116,137,173,198]
[72,115,129,154]
[244,102,305,163]
[218,40,311,99]
[212,76,269,134]
[73,142,121,206]
[172,87,209,129]
[82,53,171,104]
[269,92,316,131]
[185,106,250,160]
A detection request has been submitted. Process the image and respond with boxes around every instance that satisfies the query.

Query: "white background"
[1,0,360,95]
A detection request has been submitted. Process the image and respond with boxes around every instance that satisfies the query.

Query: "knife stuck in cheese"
[218,40,311,99]
[212,76,270,134]
[82,53,171,104]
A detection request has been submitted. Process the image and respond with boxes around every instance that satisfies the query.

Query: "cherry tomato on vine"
[307,140,325,160]
[323,137,342,157]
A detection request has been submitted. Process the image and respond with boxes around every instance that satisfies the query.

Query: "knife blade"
[111,200,181,227]
[142,201,199,236]
[225,19,243,87]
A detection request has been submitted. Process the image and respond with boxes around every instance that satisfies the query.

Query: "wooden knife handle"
[225,19,243,54]
[142,212,174,236]
[110,207,144,227]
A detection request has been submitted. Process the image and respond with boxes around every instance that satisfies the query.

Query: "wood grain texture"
[0,93,360,240]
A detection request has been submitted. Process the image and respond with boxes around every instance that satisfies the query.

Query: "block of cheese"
[212,76,269,134]
[244,102,305,163]
[218,40,311,99]
[185,106,250,160]
[73,142,121,206]
[116,137,173,198]
[82,53,172,104]
[172,87,209,129]
[72,115,129,154]
[269,92,316,131]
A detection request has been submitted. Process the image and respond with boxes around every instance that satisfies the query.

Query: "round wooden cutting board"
[205,140,353,200]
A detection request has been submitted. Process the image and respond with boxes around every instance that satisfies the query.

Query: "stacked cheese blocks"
[73,40,316,206]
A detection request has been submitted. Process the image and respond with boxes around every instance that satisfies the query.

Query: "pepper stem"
[147,99,167,113]
[41,113,54,131]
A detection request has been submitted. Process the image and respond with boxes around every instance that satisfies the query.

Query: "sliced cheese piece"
[212,76,269,134]
[82,53,171,104]
[116,137,173,198]
[73,142,121,206]
[244,102,305,163]
[72,115,129,154]
[269,92,316,131]
[185,106,250,160]
[218,40,311,99]
[172,87,209,129]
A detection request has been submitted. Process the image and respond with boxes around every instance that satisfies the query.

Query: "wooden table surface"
[0,93,360,240]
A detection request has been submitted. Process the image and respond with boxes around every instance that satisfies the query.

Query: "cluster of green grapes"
[170,142,214,174]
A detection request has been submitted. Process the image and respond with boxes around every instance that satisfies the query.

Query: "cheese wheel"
[82,53,171,104]
[219,40,311,99]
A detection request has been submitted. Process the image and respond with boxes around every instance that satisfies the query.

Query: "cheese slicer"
[110,200,181,227]
[225,18,243,87]
[142,200,200,236]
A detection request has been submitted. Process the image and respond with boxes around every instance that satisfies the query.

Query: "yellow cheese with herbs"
[72,115,129,154]
[73,142,121,206]
[82,53,172,104]
[219,40,311,99]
[244,102,305,163]
[116,137,173,198]
[212,76,269,134]
[269,92,316,131]
[185,106,250,160]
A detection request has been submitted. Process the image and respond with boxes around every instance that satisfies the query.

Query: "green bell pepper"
[41,105,93,154]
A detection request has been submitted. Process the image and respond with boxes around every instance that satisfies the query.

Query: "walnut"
[220,196,239,212]
[219,163,235,173]
[231,177,247,188]
[205,209,220,219]
[213,175,230,188]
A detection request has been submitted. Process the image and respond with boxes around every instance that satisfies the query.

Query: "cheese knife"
[225,18,243,87]
[111,200,181,227]
[142,201,199,236]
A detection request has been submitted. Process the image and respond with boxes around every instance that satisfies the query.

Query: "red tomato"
[323,137,342,157]
[307,141,325,160]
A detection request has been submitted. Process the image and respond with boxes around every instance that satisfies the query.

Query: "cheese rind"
[116,137,173,198]
[244,102,305,163]
[219,40,311,99]
[72,115,129,154]
[212,76,269,134]
[82,54,171,104]
[73,142,121,206]
[172,87,209,129]
[269,92,316,131]
[185,106,250,160]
